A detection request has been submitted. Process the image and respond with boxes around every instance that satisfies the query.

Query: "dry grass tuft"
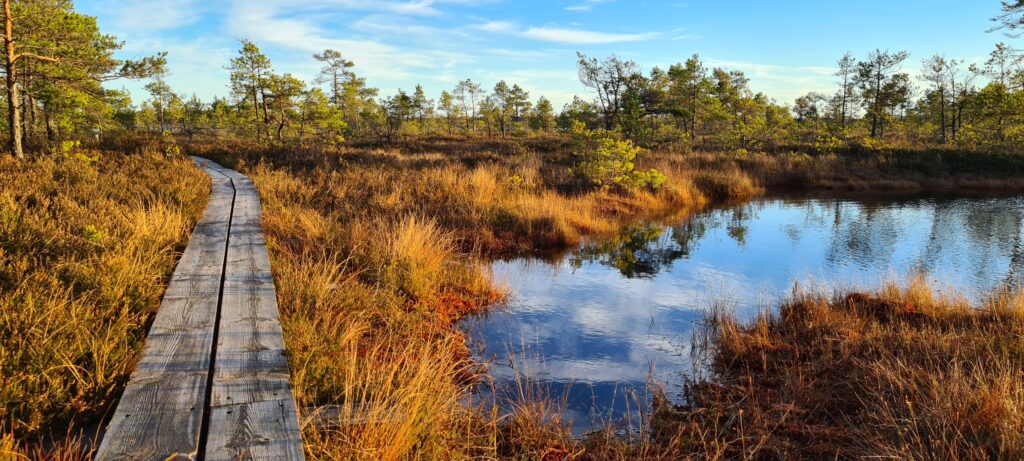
[0,152,207,456]
[653,277,1024,459]
[190,138,748,459]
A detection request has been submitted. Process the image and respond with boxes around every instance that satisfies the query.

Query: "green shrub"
[83,224,104,243]
[624,168,668,191]
[570,121,667,192]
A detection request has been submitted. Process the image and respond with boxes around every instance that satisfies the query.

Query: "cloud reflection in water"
[464,195,1024,432]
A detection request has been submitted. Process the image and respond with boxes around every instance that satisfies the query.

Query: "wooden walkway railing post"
[94,158,303,461]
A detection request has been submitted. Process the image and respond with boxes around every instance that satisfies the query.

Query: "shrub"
[570,121,667,192]
[82,224,103,243]
[620,168,668,191]
[56,140,81,154]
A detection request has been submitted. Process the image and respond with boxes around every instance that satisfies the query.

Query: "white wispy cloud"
[522,27,657,44]
[486,48,558,59]
[93,0,207,32]
[565,0,614,13]
[268,0,497,17]
[705,59,838,102]
[351,14,472,40]
[476,20,518,33]
[226,0,476,84]
[476,21,658,44]
[669,27,698,41]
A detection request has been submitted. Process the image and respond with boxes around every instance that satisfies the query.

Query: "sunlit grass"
[8,135,1024,459]
[0,152,208,457]
[660,276,1024,459]
[192,137,1024,459]
[187,137,750,459]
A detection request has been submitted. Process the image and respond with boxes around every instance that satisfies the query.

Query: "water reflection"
[570,225,682,279]
[465,195,1024,433]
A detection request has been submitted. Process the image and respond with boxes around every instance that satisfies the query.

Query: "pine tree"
[855,50,910,138]
[228,40,273,141]
[3,0,163,157]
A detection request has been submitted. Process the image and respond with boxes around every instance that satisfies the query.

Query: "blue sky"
[77,0,1012,109]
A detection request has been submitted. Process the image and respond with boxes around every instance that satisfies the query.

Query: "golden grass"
[0,152,208,457]
[183,138,752,459]
[195,139,738,254]
[9,135,1023,459]
[238,162,497,459]
[682,149,1024,193]
[187,138,1024,459]
[651,276,1024,459]
[297,321,491,460]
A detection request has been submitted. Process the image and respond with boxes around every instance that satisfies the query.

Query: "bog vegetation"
[0,152,207,458]
[2,0,1024,459]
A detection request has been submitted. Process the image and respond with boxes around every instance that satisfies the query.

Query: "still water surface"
[464,195,1024,430]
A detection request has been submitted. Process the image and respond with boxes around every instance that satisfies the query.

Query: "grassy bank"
[0,152,208,458]
[185,137,770,459]
[684,147,1024,193]
[192,138,764,255]
[644,278,1024,459]
[6,136,1023,459]
[191,137,1024,459]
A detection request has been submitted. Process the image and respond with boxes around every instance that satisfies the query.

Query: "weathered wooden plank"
[98,158,303,459]
[93,373,207,460]
[129,294,221,377]
[211,374,293,407]
[203,159,305,460]
[95,162,235,460]
[205,399,304,461]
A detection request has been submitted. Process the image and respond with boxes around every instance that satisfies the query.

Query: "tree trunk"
[950,101,958,141]
[332,69,340,105]
[4,0,22,158]
[840,76,848,129]
[22,62,33,147]
[260,86,270,127]
[44,106,54,142]
[251,86,260,141]
[25,90,35,147]
[870,73,882,138]
[937,88,946,144]
[998,87,1007,142]
[157,103,166,132]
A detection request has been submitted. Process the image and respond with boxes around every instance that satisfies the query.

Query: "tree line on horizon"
[2,0,1024,158]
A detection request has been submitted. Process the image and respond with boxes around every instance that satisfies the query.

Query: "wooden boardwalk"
[95,158,303,461]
